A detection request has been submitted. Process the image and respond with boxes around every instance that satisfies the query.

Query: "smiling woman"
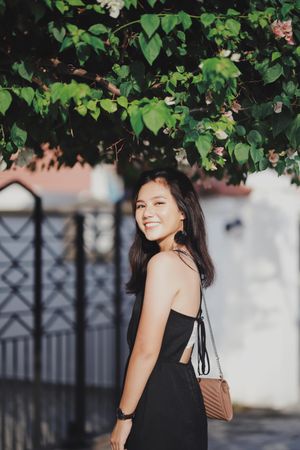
[110,167,215,450]
[135,182,186,251]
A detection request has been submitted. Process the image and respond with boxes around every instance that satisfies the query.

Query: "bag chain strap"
[201,288,224,379]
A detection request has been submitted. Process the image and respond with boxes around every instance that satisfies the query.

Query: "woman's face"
[135,178,185,251]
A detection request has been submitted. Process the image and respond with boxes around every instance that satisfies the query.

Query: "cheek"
[135,211,143,226]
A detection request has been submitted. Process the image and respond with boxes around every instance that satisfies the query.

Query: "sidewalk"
[91,408,300,450]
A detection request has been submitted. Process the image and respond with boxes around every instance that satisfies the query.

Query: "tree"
[0,0,300,185]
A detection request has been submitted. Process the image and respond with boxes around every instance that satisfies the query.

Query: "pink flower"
[223,111,234,121]
[281,19,292,34]
[214,147,224,156]
[268,149,279,166]
[271,20,285,38]
[205,91,213,105]
[271,19,295,45]
[273,101,283,114]
[231,100,241,113]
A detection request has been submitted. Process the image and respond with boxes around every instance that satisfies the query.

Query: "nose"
[143,203,155,218]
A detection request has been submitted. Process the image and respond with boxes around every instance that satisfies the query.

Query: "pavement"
[91,407,300,450]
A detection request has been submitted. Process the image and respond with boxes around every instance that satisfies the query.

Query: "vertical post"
[75,213,86,443]
[33,196,42,449]
[114,200,122,403]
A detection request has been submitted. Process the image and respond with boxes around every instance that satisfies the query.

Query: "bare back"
[168,250,201,364]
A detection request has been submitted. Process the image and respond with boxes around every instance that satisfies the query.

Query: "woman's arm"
[119,251,179,413]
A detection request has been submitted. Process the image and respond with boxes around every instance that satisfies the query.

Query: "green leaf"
[76,42,91,65]
[88,24,108,35]
[75,104,88,116]
[275,160,286,176]
[234,143,250,164]
[200,13,216,27]
[55,0,68,13]
[66,0,84,5]
[0,90,12,115]
[225,19,240,35]
[247,130,262,145]
[178,11,192,31]
[161,15,178,34]
[142,102,167,135]
[86,35,105,53]
[272,109,292,137]
[139,32,162,65]
[141,14,160,38]
[263,64,283,84]
[48,22,65,42]
[10,123,27,147]
[51,26,66,43]
[283,81,297,97]
[259,158,269,171]
[250,146,264,163]
[12,61,33,82]
[124,0,137,7]
[87,99,97,111]
[195,134,212,159]
[147,0,157,7]
[59,36,73,52]
[66,23,78,34]
[20,87,35,106]
[271,51,281,62]
[90,108,100,120]
[117,96,128,108]
[100,99,117,113]
[227,8,240,16]
[286,114,300,148]
[129,106,144,136]
[120,81,133,97]
[236,125,246,136]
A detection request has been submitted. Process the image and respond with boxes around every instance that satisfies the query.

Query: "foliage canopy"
[1,0,300,184]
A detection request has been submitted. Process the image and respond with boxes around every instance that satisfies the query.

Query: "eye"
[136,204,144,209]
[156,202,165,205]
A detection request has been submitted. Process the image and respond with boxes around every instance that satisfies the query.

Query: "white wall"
[192,170,300,411]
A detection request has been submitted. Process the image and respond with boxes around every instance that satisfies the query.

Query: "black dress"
[122,289,210,450]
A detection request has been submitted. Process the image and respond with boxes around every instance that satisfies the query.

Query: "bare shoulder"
[147,250,179,272]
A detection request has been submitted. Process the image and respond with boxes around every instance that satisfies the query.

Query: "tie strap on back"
[196,314,210,376]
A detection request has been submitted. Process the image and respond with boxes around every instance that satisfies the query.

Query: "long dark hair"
[125,167,215,294]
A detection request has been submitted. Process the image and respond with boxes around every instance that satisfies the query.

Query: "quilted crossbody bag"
[196,289,233,422]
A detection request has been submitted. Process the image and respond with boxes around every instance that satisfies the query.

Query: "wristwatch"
[116,407,135,420]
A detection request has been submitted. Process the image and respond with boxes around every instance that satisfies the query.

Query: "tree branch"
[49,58,121,96]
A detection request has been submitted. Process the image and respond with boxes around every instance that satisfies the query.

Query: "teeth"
[145,223,160,229]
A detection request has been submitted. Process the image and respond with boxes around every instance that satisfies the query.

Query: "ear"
[180,211,185,220]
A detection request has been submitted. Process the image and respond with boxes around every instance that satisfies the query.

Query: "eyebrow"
[136,195,167,203]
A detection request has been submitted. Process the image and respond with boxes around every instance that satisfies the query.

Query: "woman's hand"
[110,418,132,450]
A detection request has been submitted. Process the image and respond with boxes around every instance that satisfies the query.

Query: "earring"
[174,230,188,245]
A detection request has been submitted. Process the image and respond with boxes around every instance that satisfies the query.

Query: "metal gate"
[0,180,133,450]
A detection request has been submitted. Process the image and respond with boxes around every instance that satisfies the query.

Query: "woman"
[110,167,215,450]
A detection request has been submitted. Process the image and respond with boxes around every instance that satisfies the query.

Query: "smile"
[144,222,160,229]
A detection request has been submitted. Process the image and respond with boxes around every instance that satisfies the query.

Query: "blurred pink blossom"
[268,149,279,166]
[271,19,295,45]
[214,147,224,156]
[231,100,241,113]
[205,91,213,105]
[273,101,283,113]
[223,111,234,121]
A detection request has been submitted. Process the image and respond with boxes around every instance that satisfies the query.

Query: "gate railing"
[0,181,132,450]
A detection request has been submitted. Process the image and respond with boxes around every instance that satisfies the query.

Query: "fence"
[0,181,134,450]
